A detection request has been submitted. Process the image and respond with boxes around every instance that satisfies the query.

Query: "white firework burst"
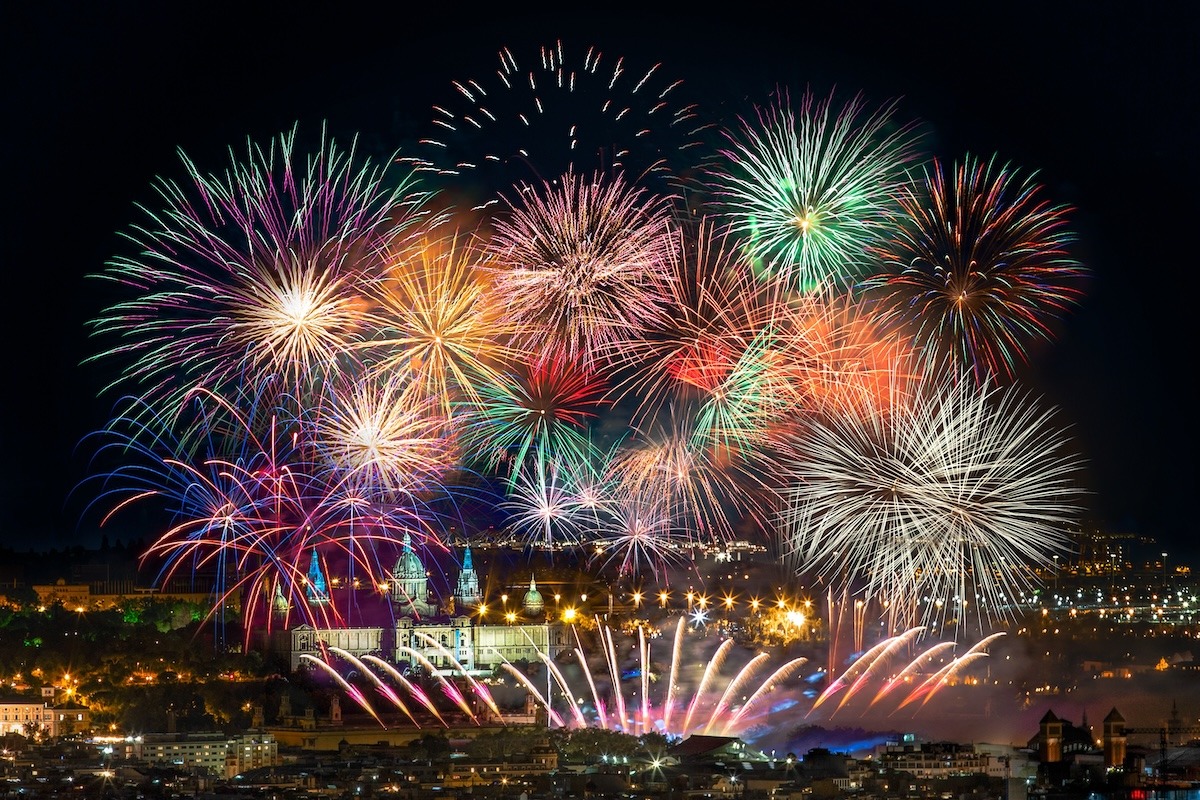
[780,368,1084,633]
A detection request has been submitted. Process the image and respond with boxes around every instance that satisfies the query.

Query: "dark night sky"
[3,3,1197,558]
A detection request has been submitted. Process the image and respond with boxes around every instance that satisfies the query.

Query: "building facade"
[267,549,566,674]
[271,625,385,671]
[0,696,85,739]
[124,732,280,778]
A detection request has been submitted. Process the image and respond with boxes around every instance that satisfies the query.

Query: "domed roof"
[394,533,424,578]
[523,575,544,616]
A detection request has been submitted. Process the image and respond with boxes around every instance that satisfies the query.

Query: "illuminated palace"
[268,535,568,672]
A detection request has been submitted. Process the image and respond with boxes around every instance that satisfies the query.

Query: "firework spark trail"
[702,652,771,734]
[362,655,445,726]
[510,625,589,728]
[609,412,771,551]
[724,657,809,732]
[833,627,926,713]
[601,623,630,730]
[868,641,956,709]
[500,453,582,548]
[638,626,651,735]
[895,632,1006,711]
[301,654,386,728]
[310,370,459,502]
[572,635,609,730]
[396,646,477,723]
[680,638,735,736]
[609,216,792,427]
[83,389,430,647]
[355,655,421,726]
[590,495,682,579]
[537,651,590,728]
[409,631,502,720]
[895,654,982,713]
[329,647,418,725]
[662,616,685,733]
[499,662,566,728]
[461,354,609,485]
[811,631,907,713]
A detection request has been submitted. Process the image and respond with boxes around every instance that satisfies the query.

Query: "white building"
[397,614,567,673]
[268,552,567,675]
[0,695,84,738]
[125,731,280,778]
[272,625,384,671]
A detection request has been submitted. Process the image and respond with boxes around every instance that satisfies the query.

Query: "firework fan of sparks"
[707,87,923,294]
[863,154,1088,385]
[483,170,677,366]
[87,126,433,419]
[780,367,1085,633]
[503,618,810,738]
[408,39,714,207]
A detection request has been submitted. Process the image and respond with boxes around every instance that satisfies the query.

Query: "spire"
[455,546,481,609]
[306,550,329,603]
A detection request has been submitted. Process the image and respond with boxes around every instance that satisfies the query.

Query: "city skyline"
[4,2,1197,570]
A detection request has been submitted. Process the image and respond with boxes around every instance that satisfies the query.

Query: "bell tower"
[1039,710,1063,763]
[1103,707,1126,768]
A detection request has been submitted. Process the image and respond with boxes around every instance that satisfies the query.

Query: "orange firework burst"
[358,231,519,415]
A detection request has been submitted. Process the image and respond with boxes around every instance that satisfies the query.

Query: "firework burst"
[459,353,610,483]
[88,126,433,418]
[409,39,712,206]
[483,170,677,366]
[776,294,918,420]
[78,389,432,646]
[780,367,1084,633]
[610,410,777,549]
[707,88,922,293]
[863,154,1087,384]
[307,370,461,505]
[607,216,792,425]
[357,231,518,416]
[501,452,585,549]
[589,496,686,578]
